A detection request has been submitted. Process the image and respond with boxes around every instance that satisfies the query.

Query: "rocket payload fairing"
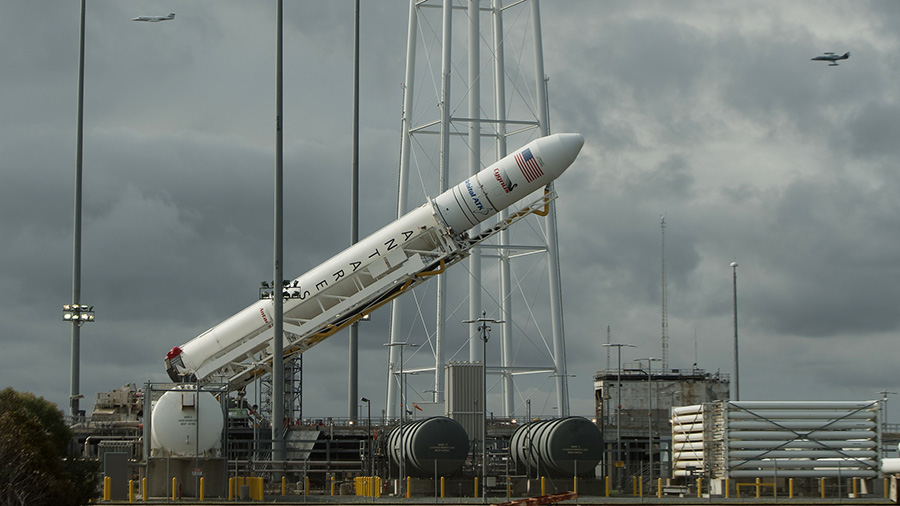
[165,133,584,388]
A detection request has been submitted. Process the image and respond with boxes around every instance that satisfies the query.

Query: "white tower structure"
[386,0,569,419]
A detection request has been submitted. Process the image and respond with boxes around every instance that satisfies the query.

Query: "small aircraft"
[811,51,850,66]
[132,12,175,22]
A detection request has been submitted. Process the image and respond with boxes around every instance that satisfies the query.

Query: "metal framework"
[260,356,303,427]
[673,400,881,479]
[386,0,569,421]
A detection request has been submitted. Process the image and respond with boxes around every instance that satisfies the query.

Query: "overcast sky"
[3,1,900,422]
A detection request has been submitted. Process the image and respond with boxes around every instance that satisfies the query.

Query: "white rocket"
[165,133,584,389]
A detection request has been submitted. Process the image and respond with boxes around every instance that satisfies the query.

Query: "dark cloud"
[846,102,900,159]
[4,1,900,420]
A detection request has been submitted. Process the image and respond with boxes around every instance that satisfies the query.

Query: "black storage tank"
[388,416,470,477]
[509,417,602,477]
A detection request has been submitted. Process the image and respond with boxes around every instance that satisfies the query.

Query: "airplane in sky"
[132,12,175,22]
[811,51,850,66]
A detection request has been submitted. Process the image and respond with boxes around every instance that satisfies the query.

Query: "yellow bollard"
[407,476,411,498]
[441,476,445,498]
[657,478,662,498]
[541,476,546,496]
[199,477,204,502]
[632,476,637,496]
[172,477,177,501]
[697,477,702,498]
[103,476,110,501]
[790,478,794,498]
[756,477,761,499]
[330,475,335,496]
[725,478,730,498]
[475,476,479,498]
[228,477,234,500]
[128,479,134,503]
[605,475,610,497]
[305,476,310,496]
[574,475,578,495]
[142,477,148,502]
[820,477,826,499]
[853,477,859,497]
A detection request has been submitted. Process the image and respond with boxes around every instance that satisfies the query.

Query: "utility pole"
[731,261,739,401]
[602,342,636,492]
[660,216,668,372]
[464,311,504,502]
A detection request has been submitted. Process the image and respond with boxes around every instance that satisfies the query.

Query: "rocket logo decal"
[494,168,518,193]
[515,148,543,183]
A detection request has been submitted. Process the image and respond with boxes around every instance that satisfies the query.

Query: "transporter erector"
[164,133,584,392]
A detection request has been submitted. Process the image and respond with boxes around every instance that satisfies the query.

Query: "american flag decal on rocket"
[515,148,543,183]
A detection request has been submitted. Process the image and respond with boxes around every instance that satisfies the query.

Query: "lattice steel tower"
[385,0,570,419]
[661,215,669,372]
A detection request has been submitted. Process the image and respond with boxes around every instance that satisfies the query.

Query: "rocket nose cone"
[557,133,585,159]
[539,133,584,177]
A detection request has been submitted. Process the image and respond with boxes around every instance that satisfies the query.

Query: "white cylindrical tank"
[151,385,224,457]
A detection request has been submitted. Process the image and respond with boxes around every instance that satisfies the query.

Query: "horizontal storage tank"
[388,417,469,477]
[509,417,602,477]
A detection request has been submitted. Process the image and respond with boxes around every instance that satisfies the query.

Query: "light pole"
[360,397,372,477]
[636,357,661,495]
[271,0,287,478]
[464,311,504,502]
[384,341,416,497]
[62,307,94,427]
[67,0,89,421]
[602,342,635,492]
[348,0,361,424]
[731,261,739,401]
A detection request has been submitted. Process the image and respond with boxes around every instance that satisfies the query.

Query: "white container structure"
[150,385,225,457]
[672,401,880,479]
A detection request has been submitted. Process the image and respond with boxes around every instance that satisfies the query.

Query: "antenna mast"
[606,325,611,371]
[661,215,669,371]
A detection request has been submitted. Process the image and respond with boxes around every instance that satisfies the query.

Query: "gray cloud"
[4,1,900,420]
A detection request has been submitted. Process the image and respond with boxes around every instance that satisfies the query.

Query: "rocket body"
[166,133,583,386]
